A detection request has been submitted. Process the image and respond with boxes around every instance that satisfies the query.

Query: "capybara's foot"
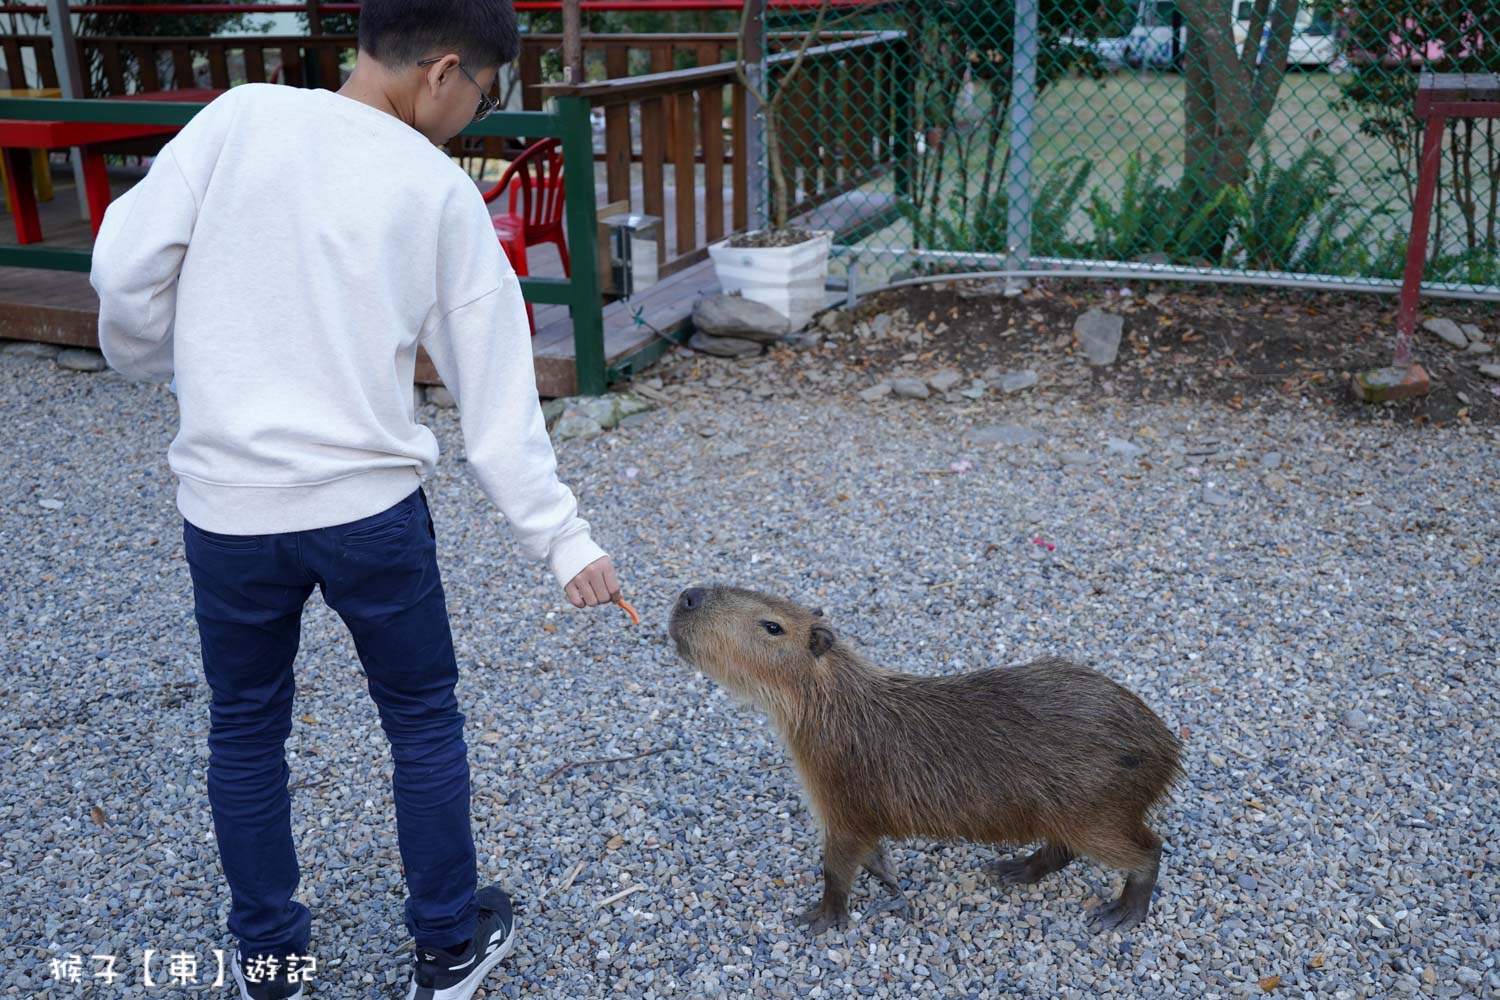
[985,843,1074,886]
[1089,891,1150,932]
[864,846,901,894]
[794,899,849,934]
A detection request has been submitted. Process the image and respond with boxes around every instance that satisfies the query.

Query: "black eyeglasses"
[416,56,500,123]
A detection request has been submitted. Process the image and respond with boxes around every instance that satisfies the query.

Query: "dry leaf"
[481,732,504,744]
[542,624,558,633]
[90,805,106,827]
[1259,974,1281,992]
[606,835,624,851]
[301,714,317,725]
[1308,953,1325,969]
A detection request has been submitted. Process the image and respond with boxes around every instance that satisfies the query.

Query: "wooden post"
[305,0,323,36]
[44,0,89,220]
[562,0,582,86]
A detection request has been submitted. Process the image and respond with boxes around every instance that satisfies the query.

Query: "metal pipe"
[1003,0,1037,282]
[833,245,1500,303]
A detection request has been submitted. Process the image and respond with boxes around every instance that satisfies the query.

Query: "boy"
[89,3,621,998]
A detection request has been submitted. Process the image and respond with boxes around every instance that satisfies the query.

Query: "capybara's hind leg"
[1089,825,1162,933]
[864,843,910,915]
[984,843,1075,886]
[795,832,870,934]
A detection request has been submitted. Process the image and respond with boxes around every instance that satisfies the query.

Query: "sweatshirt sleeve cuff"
[548,530,608,590]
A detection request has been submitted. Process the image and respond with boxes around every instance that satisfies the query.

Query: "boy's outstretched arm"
[420,264,619,608]
[89,145,198,382]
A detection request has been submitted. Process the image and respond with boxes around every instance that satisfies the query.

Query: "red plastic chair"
[483,137,569,281]
[491,215,534,335]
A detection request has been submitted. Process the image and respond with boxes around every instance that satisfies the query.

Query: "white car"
[1232,3,1343,68]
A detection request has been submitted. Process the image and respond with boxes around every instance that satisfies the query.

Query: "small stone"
[687,332,763,358]
[541,397,568,426]
[817,310,851,334]
[38,498,63,511]
[2,340,62,359]
[1477,364,1500,380]
[1264,473,1288,490]
[857,383,892,402]
[1237,874,1258,892]
[1261,452,1281,469]
[551,409,605,441]
[1060,450,1093,466]
[56,349,108,372]
[692,293,791,342]
[1460,323,1485,343]
[1421,317,1468,349]
[927,370,964,392]
[1202,487,1232,507]
[1344,708,1368,729]
[890,378,930,400]
[1074,308,1124,366]
[426,385,456,408]
[1466,342,1492,354]
[966,424,1043,447]
[995,369,1039,394]
[1104,437,1145,459]
[1353,364,1430,401]
[959,380,988,400]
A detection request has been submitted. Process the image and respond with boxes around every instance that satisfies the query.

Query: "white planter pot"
[707,231,832,333]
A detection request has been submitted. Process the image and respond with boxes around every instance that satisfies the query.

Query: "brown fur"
[668,584,1184,934]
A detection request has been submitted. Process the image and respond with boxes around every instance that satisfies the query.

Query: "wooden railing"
[545,30,909,278]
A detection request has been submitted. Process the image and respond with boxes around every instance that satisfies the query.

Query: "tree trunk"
[1179,0,1298,249]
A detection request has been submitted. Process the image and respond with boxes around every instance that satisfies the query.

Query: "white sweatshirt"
[90,83,605,588]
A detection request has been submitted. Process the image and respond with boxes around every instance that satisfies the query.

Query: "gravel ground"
[3,338,1498,999]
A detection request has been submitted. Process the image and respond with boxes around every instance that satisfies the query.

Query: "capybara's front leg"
[795,832,868,933]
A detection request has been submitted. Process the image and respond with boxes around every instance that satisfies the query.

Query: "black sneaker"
[406,886,517,1000]
[230,948,306,1000]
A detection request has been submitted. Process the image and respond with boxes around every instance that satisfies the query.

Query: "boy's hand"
[565,555,622,609]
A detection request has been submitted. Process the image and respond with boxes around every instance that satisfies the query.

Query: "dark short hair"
[358,0,521,70]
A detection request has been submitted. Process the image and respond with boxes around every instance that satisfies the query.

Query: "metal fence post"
[744,0,768,231]
[44,0,89,221]
[554,94,606,396]
[1004,0,1038,285]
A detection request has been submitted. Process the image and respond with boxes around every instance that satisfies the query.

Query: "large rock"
[543,393,653,430]
[2,340,62,359]
[1421,317,1468,349]
[889,377,930,399]
[692,293,790,343]
[927,369,964,392]
[1074,308,1124,366]
[857,382,892,401]
[687,331,763,358]
[56,349,107,372]
[551,409,605,442]
[994,369,1038,394]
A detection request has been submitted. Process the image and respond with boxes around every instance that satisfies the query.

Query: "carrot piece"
[615,598,640,625]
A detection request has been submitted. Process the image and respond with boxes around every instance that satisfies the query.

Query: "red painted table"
[1394,73,1500,368]
[0,88,224,245]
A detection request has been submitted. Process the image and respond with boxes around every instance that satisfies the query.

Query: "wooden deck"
[0,166,896,396]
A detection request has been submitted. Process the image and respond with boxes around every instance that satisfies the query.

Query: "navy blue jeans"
[183,485,477,965]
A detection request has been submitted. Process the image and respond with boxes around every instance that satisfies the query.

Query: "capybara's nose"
[679,587,707,612]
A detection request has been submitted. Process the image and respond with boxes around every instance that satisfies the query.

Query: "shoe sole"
[405,920,518,1000]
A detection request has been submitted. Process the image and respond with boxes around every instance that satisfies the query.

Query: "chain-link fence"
[760,0,1500,299]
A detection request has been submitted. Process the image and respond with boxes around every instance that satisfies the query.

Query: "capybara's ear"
[809,624,835,657]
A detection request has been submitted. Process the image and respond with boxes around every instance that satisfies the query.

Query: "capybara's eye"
[761,621,785,636]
